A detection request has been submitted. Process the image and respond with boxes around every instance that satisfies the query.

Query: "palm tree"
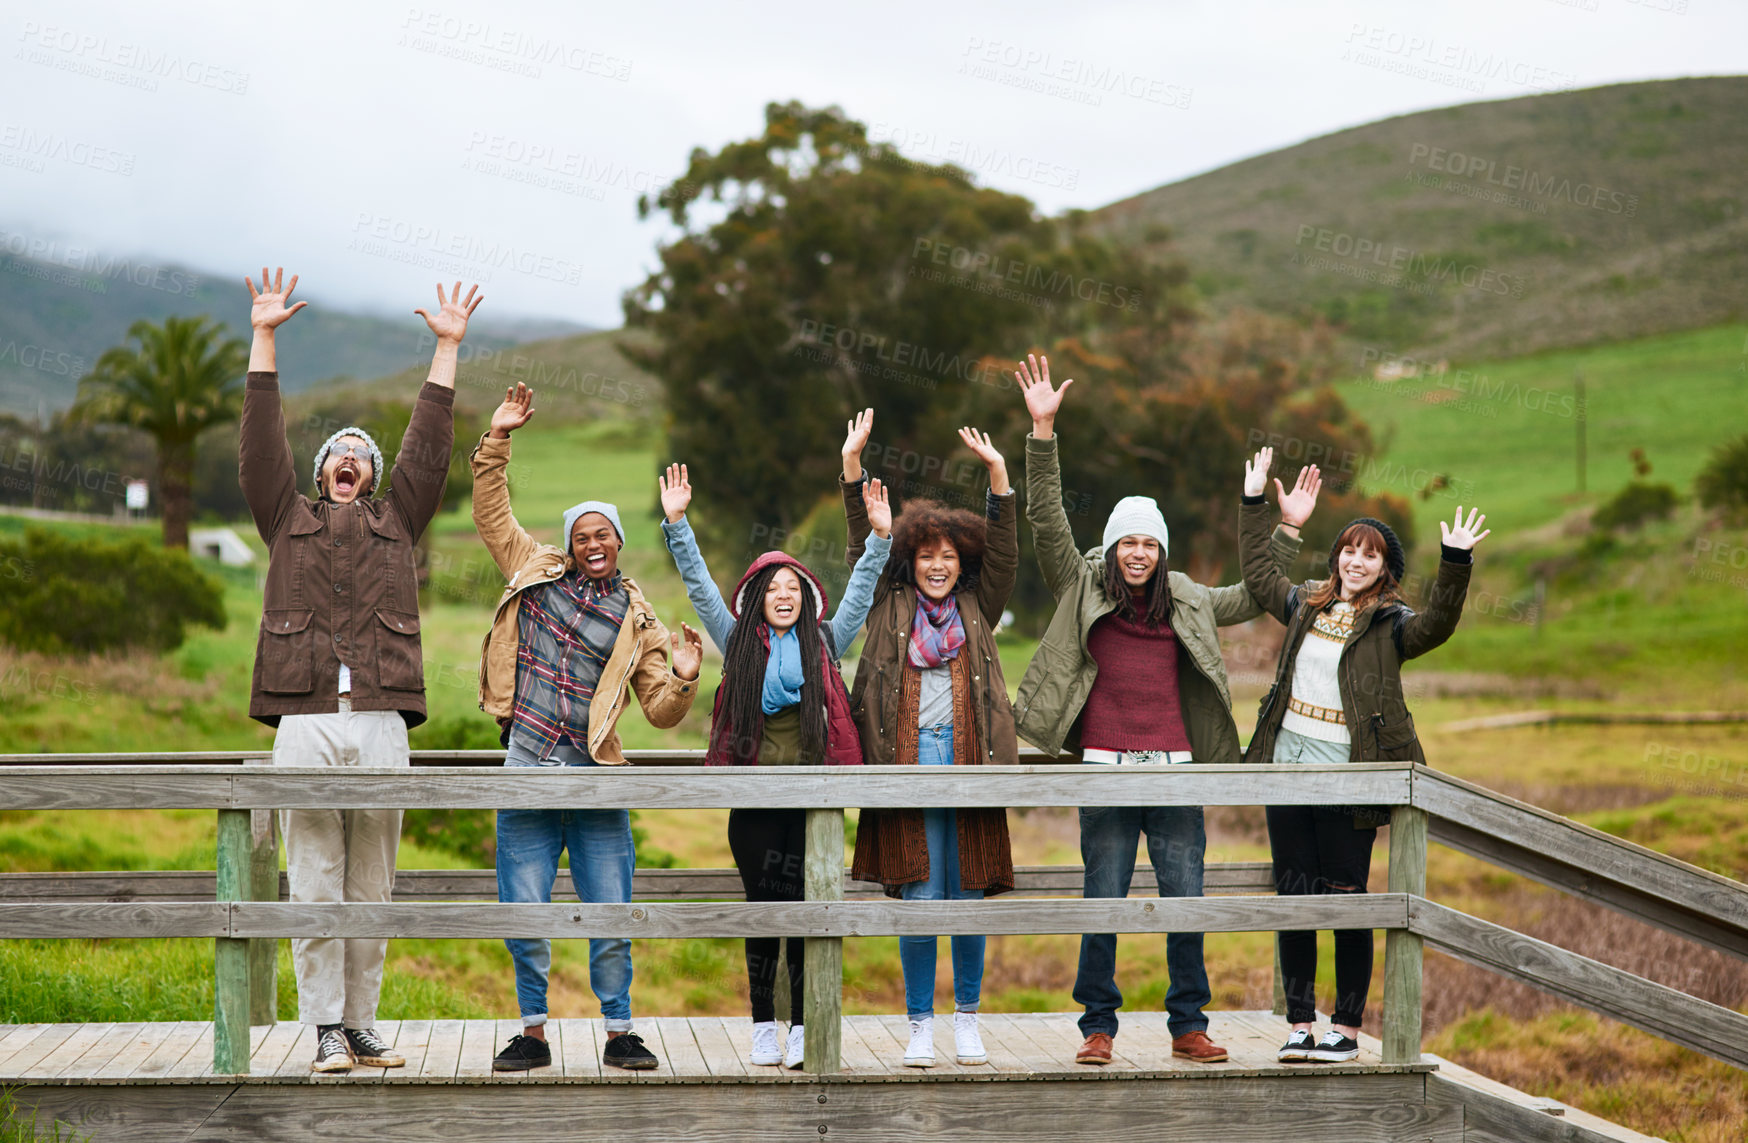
[72,315,248,549]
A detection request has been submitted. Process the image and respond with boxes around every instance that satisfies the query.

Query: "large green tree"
[71,315,247,549]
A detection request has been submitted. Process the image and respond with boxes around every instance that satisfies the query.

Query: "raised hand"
[1014,352,1074,438]
[1274,465,1322,529]
[842,407,873,482]
[865,478,893,539]
[670,621,704,681]
[245,266,307,330]
[659,463,692,524]
[1243,446,1273,499]
[489,383,535,440]
[957,425,1010,495]
[415,281,483,344]
[1439,506,1490,551]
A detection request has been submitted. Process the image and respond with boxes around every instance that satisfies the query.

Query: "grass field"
[3,323,1748,1140]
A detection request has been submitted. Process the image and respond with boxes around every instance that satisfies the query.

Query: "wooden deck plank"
[57,1022,146,1080]
[19,1023,110,1079]
[1225,1010,1294,1064]
[646,1016,710,1080]
[0,1024,55,1074]
[836,1016,892,1075]
[966,1013,1036,1075]
[381,1019,431,1082]
[452,1019,499,1080]
[556,1019,598,1080]
[246,1021,305,1079]
[970,1013,1057,1074]
[1013,1013,1119,1073]
[0,1023,82,1078]
[687,1016,746,1078]
[409,1018,463,1081]
[88,1023,164,1082]
[163,1024,213,1079]
[1212,1010,1283,1069]
[270,1025,316,1079]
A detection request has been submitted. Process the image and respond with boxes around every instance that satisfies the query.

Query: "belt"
[1287,697,1345,724]
[1083,748,1194,765]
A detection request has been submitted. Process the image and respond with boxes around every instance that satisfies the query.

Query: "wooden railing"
[0,754,1744,1079]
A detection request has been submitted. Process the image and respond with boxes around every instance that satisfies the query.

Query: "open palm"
[491,383,535,436]
[659,463,692,523]
[865,478,893,538]
[415,281,483,343]
[245,266,306,330]
[1440,506,1490,550]
[1015,353,1074,422]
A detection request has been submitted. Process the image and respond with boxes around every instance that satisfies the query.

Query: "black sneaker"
[602,1031,659,1070]
[1277,1028,1315,1062]
[493,1033,552,1072]
[343,1027,405,1068]
[311,1026,353,1073]
[1305,1030,1359,1062]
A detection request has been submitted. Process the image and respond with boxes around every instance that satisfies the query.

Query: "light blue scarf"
[760,626,806,714]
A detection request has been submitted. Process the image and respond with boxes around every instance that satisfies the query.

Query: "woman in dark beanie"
[1239,445,1487,1064]
[840,410,1018,1069]
[659,463,892,1070]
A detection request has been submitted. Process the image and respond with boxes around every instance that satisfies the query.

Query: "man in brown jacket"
[240,268,478,1074]
[469,381,702,1074]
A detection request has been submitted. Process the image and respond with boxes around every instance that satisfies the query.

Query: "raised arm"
[1398,507,1486,658]
[958,426,1017,620]
[386,283,476,539]
[1239,447,1319,623]
[1016,355,1087,599]
[841,408,874,568]
[828,478,893,651]
[658,463,737,652]
[470,382,540,577]
[238,267,307,544]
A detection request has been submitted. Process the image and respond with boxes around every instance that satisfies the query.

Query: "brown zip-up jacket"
[239,371,453,728]
[841,477,1018,895]
[469,432,697,762]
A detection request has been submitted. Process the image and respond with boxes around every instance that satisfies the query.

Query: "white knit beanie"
[1101,496,1170,557]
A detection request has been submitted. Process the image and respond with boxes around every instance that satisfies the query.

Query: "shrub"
[0,529,225,655]
[1591,482,1679,532]
[1695,434,1748,524]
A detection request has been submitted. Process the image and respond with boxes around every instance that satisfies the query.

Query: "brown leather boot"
[1171,1030,1229,1063]
[1075,1032,1114,1065]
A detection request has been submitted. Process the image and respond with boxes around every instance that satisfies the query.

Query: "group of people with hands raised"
[239,268,1487,1075]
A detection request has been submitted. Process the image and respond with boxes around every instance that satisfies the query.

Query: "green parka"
[1013,435,1302,762]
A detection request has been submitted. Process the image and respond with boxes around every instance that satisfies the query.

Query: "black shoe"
[343,1027,405,1067]
[1305,1031,1359,1062]
[311,1026,353,1073]
[602,1031,659,1070]
[493,1033,552,1071]
[1277,1029,1315,1062]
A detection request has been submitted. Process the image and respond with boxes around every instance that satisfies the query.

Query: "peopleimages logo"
[1407,144,1638,217]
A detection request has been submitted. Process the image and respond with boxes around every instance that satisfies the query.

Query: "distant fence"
[0,755,1743,1077]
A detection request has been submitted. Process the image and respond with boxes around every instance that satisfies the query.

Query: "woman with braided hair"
[659,462,892,1070]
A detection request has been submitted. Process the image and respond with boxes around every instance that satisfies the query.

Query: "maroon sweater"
[1081,604,1192,753]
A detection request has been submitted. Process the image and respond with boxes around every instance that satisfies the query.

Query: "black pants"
[1265,804,1379,1027]
[727,808,806,1024]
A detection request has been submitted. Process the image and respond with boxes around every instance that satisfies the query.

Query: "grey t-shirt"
[917,663,953,729]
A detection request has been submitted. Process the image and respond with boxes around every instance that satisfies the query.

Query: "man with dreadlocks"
[1008,355,1307,1069]
[239,270,477,1073]
[472,382,705,1075]
[658,460,891,1071]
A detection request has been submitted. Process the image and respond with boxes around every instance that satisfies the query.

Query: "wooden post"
[1383,804,1427,1064]
[802,807,844,1075]
[248,809,279,1026]
[214,808,252,1074]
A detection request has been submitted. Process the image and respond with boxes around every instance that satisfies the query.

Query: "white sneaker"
[903,1017,936,1067]
[953,1011,987,1065]
[783,1024,805,1070]
[749,1020,781,1066]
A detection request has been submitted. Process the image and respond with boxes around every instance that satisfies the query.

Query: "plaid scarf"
[907,592,966,669]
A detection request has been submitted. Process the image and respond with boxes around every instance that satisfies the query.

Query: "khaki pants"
[272,701,409,1027]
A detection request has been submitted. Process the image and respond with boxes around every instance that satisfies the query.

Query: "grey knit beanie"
[1101,496,1170,558]
[312,426,384,497]
[563,500,625,546]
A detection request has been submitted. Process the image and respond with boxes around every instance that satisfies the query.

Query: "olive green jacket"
[1013,435,1302,762]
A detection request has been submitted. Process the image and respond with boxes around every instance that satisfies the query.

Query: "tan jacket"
[470,432,697,763]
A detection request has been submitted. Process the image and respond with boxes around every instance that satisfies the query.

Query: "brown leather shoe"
[1075,1032,1114,1065]
[1171,1030,1229,1063]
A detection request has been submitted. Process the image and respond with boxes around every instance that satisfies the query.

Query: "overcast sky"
[2,0,1741,329]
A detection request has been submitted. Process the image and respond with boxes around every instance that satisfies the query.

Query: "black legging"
[1265,804,1379,1027]
[727,808,806,1024]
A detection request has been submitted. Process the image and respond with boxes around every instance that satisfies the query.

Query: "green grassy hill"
[1092,77,1748,359]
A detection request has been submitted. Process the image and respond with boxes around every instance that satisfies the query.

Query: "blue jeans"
[496,732,635,1030]
[1073,804,1210,1038]
[899,724,985,1018]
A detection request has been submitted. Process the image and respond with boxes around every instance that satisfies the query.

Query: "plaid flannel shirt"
[510,571,629,758]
